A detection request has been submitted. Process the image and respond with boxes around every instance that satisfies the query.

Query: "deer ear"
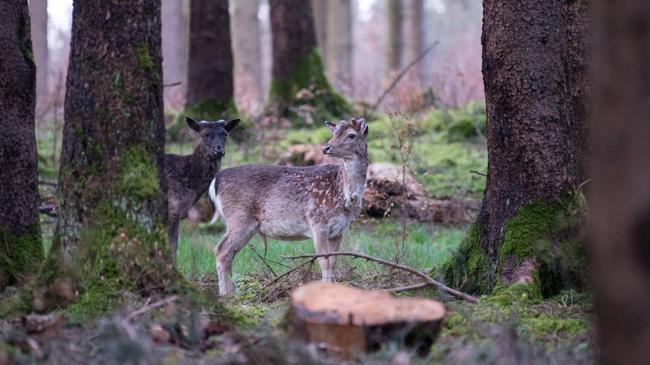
[224,118,240,132]
[325,121,337,132]
[355,117,368,136]
[186,117,201,132]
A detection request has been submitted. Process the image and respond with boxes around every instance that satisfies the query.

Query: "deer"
[209,117,369,295]
[165,117,240,260]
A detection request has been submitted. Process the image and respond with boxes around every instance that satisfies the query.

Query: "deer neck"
[189,144,219,191]
[340,154,368,211]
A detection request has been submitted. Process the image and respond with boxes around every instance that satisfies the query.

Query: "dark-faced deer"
[165,117,239,260]
[209,118,369,295]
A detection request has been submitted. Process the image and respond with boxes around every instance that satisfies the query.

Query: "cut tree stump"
[289,283,445,358]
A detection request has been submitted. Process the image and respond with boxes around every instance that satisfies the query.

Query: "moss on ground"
[268,49,350,126]
[444,190,587,298]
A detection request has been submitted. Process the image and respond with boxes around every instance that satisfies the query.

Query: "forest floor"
[0,106,595,364]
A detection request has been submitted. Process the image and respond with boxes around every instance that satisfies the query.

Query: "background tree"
[38,0,177,314]
[162,0,189,108]
[311,0,328,64]
[591,0,650,363]
[268,0,349,123]
[385,0,402,74]
[232,0,263,113]
[0,0,43,289]
[186,0,236,118]
[28,0,48,115]
[403,0,424,81]
[444,0,586,298]
[325,0,353,92]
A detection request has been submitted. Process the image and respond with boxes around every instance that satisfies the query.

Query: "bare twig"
[383,282,430,293]
[579,178,592,187]
[470,170,487,177]
[265,260,314,288]
[163,81,182,88]
[126,296,179,321]
[368,41,440,113]
[249,245,277,277]
[38,179,57,187]
[285,251,478,303]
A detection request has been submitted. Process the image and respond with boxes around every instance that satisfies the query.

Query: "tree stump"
[289,283,445,358]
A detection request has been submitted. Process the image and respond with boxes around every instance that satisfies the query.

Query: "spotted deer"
[165,117,239,260]
[209,118,369,295]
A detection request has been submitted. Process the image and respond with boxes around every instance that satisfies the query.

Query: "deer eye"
[347,134,356,140]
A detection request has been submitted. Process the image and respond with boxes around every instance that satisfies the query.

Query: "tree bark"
[186,0,236,118]
[0,0,43,289]
[162,0,188,108]
[386,0,402,73]
[268,0,349,123]
[28,0,48,116]
[40,0,177,313]
[444,0,586,297]
[232,0,263,112]
[325,0,353,91]
[591,0,650,363]
[311,0,327,64]
[402,0,424,81]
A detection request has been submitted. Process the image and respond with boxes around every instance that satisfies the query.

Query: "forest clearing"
[0,0,647,364]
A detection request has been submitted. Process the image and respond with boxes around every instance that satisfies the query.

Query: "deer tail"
[208,178,221,224]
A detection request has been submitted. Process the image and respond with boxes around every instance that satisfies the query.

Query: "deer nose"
[322,145,332,154]
[213,147,225,157]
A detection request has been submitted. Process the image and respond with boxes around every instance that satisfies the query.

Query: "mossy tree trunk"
[186,0,237,119]
[38,0,178,316]
[268,0,349,124]
[0,0,43,289]
[444,0,587,298]
[591,0,650,363]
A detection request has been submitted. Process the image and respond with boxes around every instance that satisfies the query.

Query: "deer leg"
[168,216,180,264]
[312,227,333,282]
[215,222,257,296]
[327,236,343,282]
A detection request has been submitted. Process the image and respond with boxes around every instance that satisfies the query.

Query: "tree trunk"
[325,0,353,92]
[385,0,402,73]
[402,0,424,80]
[268,0,349,124]
[311,0,327,64]
[565,0,590,179]
[232,0,263,113]
[444,0,586,298]
[591,1,650,363]
[162,0,188,108]
[38,0,177,315]
[28,0,48,116]
[0,0,43,289]
[186,0,236,118]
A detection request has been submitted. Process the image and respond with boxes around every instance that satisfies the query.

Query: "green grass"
[176,219,466,285]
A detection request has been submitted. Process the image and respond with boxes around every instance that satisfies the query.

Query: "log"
[289,283,445,358]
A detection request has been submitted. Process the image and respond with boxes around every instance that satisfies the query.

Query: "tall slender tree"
[444,0,586,297]
[186,0,236,118]
[386,0,402,73]
[268,0,348,122]
[38,0,177,313]
[162,0,188,107]
[325,0,353,91]
[403,0,424,80]
[0,0,43,289]
[28,0,48,115]
[591,0,650,363]
[232,0,263,111]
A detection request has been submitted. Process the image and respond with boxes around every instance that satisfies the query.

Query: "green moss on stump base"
[269,49,350,126]
[444,190,587,298]
[0,225,43,289]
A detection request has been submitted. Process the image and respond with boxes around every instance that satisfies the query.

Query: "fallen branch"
[127,296,179,321]
[285,251,478,303]
[368,41,440,113]
[383,282,429,293]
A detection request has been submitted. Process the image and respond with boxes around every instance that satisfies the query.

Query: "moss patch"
[119,146,159,199]
[0,225,43,289]
[442,224,493,294]
[268,49,350,126]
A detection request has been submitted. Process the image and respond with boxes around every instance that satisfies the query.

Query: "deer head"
[322,118,369,160]
[186,117,240,159]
